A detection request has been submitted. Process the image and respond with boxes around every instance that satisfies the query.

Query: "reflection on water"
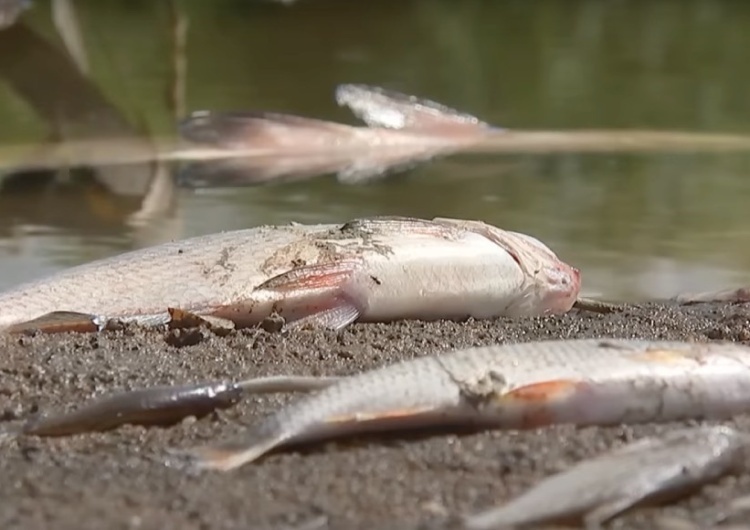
[1,0,750,301]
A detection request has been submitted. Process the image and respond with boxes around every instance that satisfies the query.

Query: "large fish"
[177,84,500,186]
[170,338,750,472]
[464,425,748,529]
[0,216,580,334]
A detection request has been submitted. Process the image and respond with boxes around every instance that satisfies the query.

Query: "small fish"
[673,287,750,305]
[16,375,341,437]
[464,426,748,530]
[170,338,750,472]
[178,84,498,185]
[0,216,580,334]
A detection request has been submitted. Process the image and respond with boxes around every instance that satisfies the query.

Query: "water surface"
[1,0,750,301]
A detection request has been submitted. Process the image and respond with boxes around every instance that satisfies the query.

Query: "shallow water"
[1,0,750,301]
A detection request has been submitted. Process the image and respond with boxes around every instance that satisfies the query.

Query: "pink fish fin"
[256,261,360,293]
[4,311,122,335]
[166,429,286,472]
[335,84,501,134]
[500,379,584,429]
[166,307,235,331]
[179,110,356,150]
[323,405,438,425]
[283,298,360,331]
[256,260,365,330]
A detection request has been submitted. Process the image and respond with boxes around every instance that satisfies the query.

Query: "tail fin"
[335,84,499,134]
[179,110,356,150]
[167,429,286,472]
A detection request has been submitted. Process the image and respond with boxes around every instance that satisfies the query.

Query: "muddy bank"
[2,302,750,530]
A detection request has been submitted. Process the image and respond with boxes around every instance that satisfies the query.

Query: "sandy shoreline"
[2,302,750,530]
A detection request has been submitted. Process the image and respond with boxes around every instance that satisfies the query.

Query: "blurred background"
[1,0,750,301]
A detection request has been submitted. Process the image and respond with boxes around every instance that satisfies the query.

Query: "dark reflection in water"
[0,0,750,300]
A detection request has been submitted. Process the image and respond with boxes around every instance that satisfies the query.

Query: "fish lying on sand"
[673,286,750,305]
[464,425,748,530]
[170,338,750,472]
[0,216,580,334]
[178,83,501,186]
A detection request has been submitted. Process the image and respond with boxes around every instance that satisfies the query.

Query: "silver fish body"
[464,425,748,529]
[0,216,580,333]
[177,338,750,471]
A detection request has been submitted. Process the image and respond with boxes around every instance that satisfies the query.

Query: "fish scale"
[177,338,750,472]
[0,217,580,334]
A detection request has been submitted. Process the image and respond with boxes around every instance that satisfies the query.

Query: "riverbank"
[2,301,750,530]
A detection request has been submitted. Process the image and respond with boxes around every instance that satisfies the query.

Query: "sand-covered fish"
[0,216,580,334]
[464,425,748,530]
[171,338,750,472]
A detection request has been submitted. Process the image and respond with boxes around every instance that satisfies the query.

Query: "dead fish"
[0,216,580,334]
[169,338,750,472]
[673,287,750,305]
[464,426,748,530]
[178,84,498,185]
[16,375,342,437]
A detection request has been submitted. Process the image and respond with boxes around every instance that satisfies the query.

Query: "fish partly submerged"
[464,425,748,530]
[170,338,750,472]
[177,84,501,186]
[0,216,580,334]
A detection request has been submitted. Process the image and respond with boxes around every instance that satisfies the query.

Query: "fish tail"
[166,430,285,472]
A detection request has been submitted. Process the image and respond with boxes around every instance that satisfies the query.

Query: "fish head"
[502,232,581,315]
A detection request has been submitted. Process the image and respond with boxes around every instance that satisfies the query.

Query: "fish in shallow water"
[170,338,750,472]
[0,216,580,334]
[178,83,501,186]
[464,425,748,530]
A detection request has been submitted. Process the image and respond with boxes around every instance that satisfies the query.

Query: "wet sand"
[2,302,750,530]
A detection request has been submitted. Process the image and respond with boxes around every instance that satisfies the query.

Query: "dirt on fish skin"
[2,302,750,530]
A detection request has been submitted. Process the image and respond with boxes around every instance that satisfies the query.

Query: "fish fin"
[256,261,360,292]
[324,405,436,424]
[167,308,235,331]
[5,311,120,335]
[503,380,582,403]
[256,262,365,330]
[167,431,286,472]
[179,110,355,150]
[283,297,361,331]
[335,83,498,133]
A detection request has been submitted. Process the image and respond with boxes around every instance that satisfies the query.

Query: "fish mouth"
[543,265,582,314]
